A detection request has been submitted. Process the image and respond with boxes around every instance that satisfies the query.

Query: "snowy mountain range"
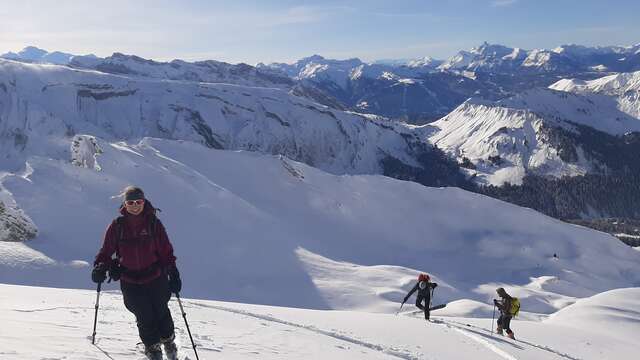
[0,58,467,192]
[70,52,295,89]
[258,54,498,123]
[439,42,640,74]
[258,42,640,123]
[428,71,640,186]
[1,45,640,359]
[0,46,93,65]
[6,43,640,125]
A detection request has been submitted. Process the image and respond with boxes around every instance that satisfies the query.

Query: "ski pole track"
[13,306,95,312]
[190,301,427,360]
[445,320,584,360]
[92,343,117,360]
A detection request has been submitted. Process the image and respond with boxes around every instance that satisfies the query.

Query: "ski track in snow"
[191,301,425,360]
[432,320,520,360]
[444,320,583,360]
[189,299,585,360]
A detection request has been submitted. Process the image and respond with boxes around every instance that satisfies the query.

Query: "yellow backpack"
[510,297,521,317]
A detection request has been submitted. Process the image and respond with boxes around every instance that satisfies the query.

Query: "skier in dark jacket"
[494,287,516,339]
[92,186,181,360]
[403,273,438,320]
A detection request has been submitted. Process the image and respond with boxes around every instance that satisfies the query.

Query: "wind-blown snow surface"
[1,137,638,312]
[2,284,639,360]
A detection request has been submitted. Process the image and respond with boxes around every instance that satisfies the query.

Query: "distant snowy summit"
[439,41,640,74]
[256,42,640,123]
[257,54,442,85]
[6,41,640,83]
[429,71,640,186]
[5,42,640,124]
[0,46,97,65]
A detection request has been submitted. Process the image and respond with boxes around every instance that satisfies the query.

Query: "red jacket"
[94,201,176,284]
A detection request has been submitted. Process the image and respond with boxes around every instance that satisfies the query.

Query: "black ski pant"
[415,294,431,320]
[121,275,175,347]
[497,314,513,334]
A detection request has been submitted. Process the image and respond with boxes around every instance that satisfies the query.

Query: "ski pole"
[491,303,496,334]
[176,293,200,360]
[396,301,405,315]
[91,282,102,344]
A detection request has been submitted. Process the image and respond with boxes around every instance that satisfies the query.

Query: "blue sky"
[1,0,639,64]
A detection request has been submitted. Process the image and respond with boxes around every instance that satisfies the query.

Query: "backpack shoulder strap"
[149,214,158,238]
[114,216,126,257]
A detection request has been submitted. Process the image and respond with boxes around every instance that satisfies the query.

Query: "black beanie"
[124,187,145,201]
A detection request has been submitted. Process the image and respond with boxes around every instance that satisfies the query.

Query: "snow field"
[2,284,639,360]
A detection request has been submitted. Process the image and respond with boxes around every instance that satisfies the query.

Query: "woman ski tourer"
[92,186,182,360]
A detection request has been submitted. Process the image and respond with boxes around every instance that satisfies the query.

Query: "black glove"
[431,282,438,289]
[168,267,182,294]
[493,299,499,306]
[108,262,122,282]
[91,264,107,283]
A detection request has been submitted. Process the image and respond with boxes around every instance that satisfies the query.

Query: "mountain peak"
[471,42,514,56]
[1,46,76,65]
[19,46,48,57]
[301,54,326,63]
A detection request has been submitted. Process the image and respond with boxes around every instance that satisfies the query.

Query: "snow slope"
[0,58,430,178]
[550,70,640,119]
[1,136,638,312]
[427,85,640,185]
[2,284,639,360]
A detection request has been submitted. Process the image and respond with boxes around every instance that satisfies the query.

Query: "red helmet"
[418,273,430,282]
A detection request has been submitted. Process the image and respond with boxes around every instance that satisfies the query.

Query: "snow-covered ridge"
[439,41,640,74]
[0,46,93,65]
[0,58,433,179]
[429,98,587,185]
[70,52,294,88]
[439,42,521,71]
[1,46,294,89]
[1,136,639,311]
[259,54,439,89]
[550,71,640,119]
[550,70,640,95]
[428,85,640,185]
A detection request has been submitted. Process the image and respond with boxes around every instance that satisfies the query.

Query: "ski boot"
[144,343,163,360]
[506,331,515,340]
[496,326,504,335]
[161,334,179,360]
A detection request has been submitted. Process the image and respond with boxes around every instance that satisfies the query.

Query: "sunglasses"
[124,199,145,206]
